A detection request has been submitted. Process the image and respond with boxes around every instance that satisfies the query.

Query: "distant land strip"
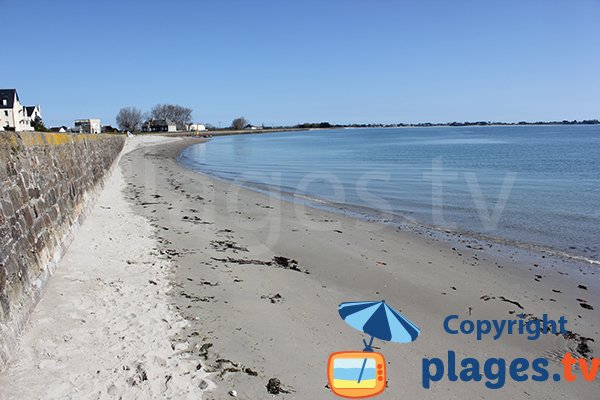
[274,119,600,130]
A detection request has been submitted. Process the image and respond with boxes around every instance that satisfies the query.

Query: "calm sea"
[179,125,600,262]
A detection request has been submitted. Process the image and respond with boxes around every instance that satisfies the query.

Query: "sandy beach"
[1,135,597,399]
[0,136,214,399]
[121,137,597,399]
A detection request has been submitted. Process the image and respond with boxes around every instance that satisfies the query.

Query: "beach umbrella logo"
[327,300,420,398]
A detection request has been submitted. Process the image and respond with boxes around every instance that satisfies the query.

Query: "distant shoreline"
[131,121,600,140]
[331,119,600,129]
[203,119,600,133]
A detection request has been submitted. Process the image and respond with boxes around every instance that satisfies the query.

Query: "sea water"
[179,125,600,262]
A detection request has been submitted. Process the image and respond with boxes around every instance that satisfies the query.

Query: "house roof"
[144,118,175,126]
[0,89,19,109]
[25,106,38,117]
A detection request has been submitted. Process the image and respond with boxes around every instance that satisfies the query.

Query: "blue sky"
[3,0,600,127]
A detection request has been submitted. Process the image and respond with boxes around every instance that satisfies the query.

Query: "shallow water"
[179,125,600,262]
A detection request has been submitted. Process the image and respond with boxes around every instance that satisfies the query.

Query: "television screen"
[333,358,377,388]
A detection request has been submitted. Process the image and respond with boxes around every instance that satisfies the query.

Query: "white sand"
[0,136,213,399]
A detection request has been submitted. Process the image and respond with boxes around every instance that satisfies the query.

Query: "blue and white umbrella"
[338,301,420,384]
[339,300,420,348]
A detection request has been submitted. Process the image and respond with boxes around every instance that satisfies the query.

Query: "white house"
[141,119,177,132]
[74,119,102,134]
[0,89,42,132]
[188,123,206,132]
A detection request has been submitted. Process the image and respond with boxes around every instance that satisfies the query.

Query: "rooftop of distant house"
[0,89,19,109]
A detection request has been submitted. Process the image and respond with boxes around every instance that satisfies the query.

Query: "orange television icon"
[327,351,386,398]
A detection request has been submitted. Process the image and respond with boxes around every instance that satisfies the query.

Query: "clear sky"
[3,0,599,127]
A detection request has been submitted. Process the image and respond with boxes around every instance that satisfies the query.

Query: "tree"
[231,117,248,130]
[150,104,193,130]
[296,122,332,129]
[116,107,143,132]
[31,116,47,132]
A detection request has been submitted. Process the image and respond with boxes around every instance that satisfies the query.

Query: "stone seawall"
[0,132,125,368]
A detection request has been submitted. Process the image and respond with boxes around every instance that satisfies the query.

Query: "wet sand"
[121,137,598,399]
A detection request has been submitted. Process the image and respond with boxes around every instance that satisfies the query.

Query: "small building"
[25,106,42,124]
[188,123,206,132]
[74,119,102,134]
[141,119,177,132]
[244,124,260,130]
[49,126,68,133]
[0,89,42,132]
